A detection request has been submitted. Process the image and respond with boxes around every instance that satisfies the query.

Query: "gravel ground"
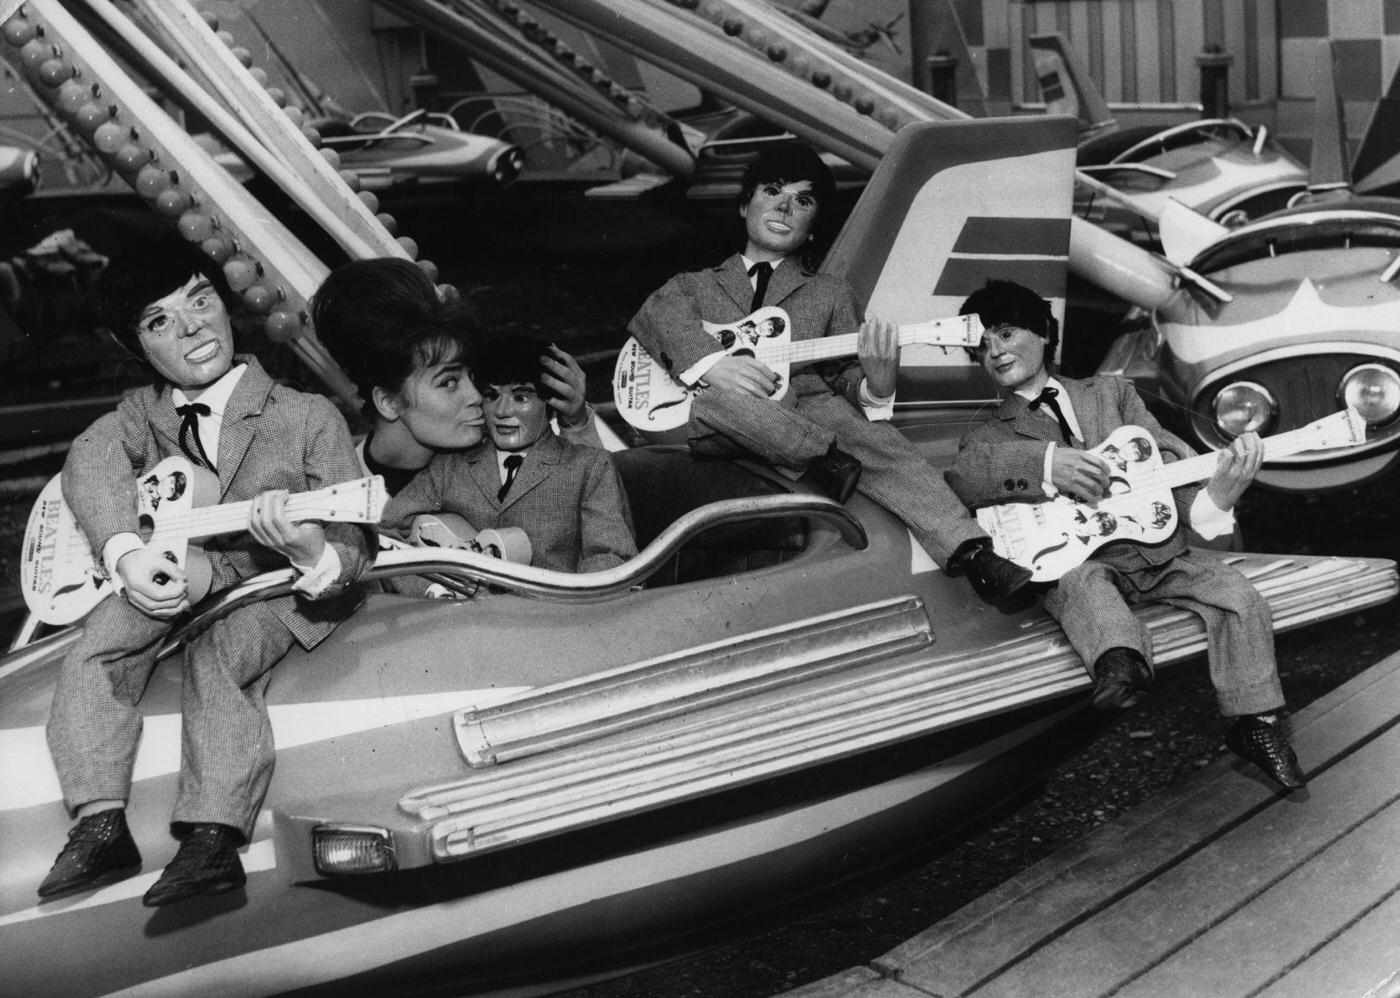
[3,193,1398,998]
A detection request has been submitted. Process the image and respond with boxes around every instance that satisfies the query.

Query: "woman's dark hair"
[96,233,234,359]
[311,258,480,419]
[472,335,558,402]
[959,279,1060,362]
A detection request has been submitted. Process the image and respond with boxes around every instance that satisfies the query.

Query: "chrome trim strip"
[396,555,1394,863]
[451,596,933,768]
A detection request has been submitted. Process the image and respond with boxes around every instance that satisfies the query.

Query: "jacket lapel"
[1056,377,1100,448]
[1000,394,1061,444]
[215,357,274,495]
[499,434,563,511]
[762,257,809,310]
[150,386,184,466]
[465,446,503,508]
[717,254,755,314]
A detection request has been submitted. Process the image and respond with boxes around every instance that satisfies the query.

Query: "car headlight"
[1213,381,1277,437]
[1340,364,1400,426]
[313,825,397,876]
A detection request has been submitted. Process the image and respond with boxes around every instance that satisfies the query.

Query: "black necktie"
[748,261,773,312]
[175,402,216,470]
[1028,386,1075,443]
[498,454,524,502]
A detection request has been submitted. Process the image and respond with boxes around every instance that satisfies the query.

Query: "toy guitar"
[21,455,387,625]
[378,512,533,599]
[975,408,1367,583]
[612,306,984,432]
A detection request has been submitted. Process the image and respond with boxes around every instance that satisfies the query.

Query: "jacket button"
[659,351,673,371]
[1003,478,1015,491]
[1016,478,1029,489]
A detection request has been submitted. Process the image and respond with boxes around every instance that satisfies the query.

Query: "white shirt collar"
[171,362,247,415]
[741,253,786,278]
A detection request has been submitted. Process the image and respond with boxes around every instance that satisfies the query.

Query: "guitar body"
[613,306,792,433]
[407,512,479,550]
[21,456,387,626]
[402,513,532,565]
[22,456,217,625]
[976,425,1179,583]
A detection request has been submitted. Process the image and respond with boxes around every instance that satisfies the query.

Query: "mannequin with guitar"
[31,237,376,909]
[947,279,1346,792]
[626,141,1032,606]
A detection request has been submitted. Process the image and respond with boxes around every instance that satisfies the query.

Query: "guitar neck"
[1156,424,1332,490]
[158,484,376,540]
[753,319,966,365]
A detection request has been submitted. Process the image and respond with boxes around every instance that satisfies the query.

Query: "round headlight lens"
[1340,364,1400,426]
[1213,381,1276,437]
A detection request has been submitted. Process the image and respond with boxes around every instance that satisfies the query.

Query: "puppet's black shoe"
[37,808,141,900]
[1226,714,1307,791]
[143,823,246,907]
[807,443,862,503]
[1090,647,1153,710]
[950,541,1032,605]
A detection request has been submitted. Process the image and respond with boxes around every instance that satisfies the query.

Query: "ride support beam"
[85,0,396,263]
[376,0,697,179]
[0,0,358,405]
[127,0,408,261]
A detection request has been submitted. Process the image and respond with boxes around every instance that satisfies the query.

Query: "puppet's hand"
[1051,447,1112,500]
[116,546,189,620]
[857,317,899,399]
[703,355,780,398]
[249,489,326,566]
[1205,431,1263,512]
[542,343,589,428]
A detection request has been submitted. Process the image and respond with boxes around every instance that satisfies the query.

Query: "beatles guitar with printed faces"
[975,408,1368,582]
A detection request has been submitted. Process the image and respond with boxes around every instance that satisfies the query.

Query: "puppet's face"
[482,382,550,452]
[741,179,818,260]
[976,324,1047,393]
[137,275,234,393]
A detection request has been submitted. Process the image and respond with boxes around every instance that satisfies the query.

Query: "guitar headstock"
[1294,407,1368,452]
[902,313,984,350]
[312,475,389,523]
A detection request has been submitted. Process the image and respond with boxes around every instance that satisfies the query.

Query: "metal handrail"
[156,495,867,658]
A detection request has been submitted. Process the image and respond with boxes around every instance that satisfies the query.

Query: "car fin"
[823,116,1077,368]
[1028,33,1117,140]
[1158,198,1229,268]
[1353,48,1400,193]
[1308,40,1353,194]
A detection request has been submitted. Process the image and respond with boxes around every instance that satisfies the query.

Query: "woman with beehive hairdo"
[310,257,605,497]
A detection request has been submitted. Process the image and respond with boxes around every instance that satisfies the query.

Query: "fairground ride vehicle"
[1095,43,1400,492]
[0,4,1395,995]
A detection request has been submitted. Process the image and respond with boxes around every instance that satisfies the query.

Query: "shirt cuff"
[858,378,895,421]
[102,533,145,592]
[291,543,344,598]
[679,351,726,386]
[1189,489,1236,540]
[1040,442,1060,497]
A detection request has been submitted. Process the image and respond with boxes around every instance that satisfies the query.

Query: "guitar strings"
[755,328,967,363]
[137,487,374,538]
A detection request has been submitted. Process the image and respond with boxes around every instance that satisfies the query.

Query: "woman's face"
[393,350,484,451]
